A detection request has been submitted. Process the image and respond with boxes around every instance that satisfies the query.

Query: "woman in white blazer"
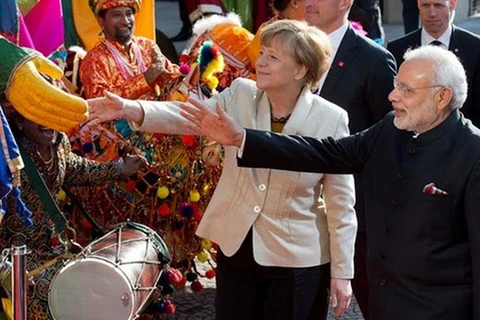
[88,20,357,320]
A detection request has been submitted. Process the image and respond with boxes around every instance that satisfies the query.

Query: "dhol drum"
[48,222,170,320]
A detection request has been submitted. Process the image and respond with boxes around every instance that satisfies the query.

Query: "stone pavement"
[154,1,479,319]
[166,260,364,320]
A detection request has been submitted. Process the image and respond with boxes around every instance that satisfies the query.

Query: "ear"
[97,17,105,30]
[436,87,453,111]
[294,64,308,82]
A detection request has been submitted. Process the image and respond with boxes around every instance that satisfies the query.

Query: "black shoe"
[170,26,192,42]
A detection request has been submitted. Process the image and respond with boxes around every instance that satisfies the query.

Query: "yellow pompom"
[157,186,170,199]
[57,189,67,201]
[206,77,219,90]
[201,238,212,250]
[203,184,210,195]
[189,190,201,202]
[197,250,209,263]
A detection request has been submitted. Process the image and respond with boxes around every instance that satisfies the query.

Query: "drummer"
[0,95,145,319]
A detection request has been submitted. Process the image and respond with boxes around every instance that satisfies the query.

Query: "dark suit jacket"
[387,26,480,126]
[319,26,397,230]
[238,110,480,319]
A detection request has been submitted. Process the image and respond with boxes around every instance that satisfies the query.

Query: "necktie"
[430,40,443,46]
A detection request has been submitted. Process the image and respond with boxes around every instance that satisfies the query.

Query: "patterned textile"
[88,0,142,16]
[22,0,64,56]
[0,133,126,320]
[70,36,222,274]
[80,37,178,100]
[178,21,255,95]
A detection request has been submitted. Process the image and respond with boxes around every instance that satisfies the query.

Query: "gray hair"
[403,45,467,110]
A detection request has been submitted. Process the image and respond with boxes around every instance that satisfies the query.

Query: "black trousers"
[215,229,331,320]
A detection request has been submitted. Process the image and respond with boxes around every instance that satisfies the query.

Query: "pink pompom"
[180,63,191,75]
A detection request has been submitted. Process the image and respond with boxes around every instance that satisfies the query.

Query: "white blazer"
[134,78,357,278]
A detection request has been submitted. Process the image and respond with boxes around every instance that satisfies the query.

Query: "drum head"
[49,258,135,320]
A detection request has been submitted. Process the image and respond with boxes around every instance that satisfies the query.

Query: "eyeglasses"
[393,78,443,97]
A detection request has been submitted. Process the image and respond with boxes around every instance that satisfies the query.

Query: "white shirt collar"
[327,22,350,54]
[316,22,349,93]
[421,24,452,48]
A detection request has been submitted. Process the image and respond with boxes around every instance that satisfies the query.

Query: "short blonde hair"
[260,19,332,90]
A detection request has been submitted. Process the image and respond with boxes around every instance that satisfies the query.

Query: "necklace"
[102,39,146,79]
[270,113,291,124]
[36,147,55,168]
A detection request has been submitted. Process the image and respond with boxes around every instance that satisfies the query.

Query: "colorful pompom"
[156,186,170,199]
[205,269,216,279]
[57,189,67,201]
[180,203,194,218]
[191,280,203,292]
[189,190,200,202]
[157,203,170,216]
[197,250,209,263]
[181,135,195,147]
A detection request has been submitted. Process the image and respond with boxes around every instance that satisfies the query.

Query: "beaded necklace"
[102,39,147,79]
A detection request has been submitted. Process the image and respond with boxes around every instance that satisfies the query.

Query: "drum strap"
[18,145,68,232]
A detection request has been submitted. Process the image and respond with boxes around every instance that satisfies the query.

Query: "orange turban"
[207,23,254,70]
[88,0,142,15]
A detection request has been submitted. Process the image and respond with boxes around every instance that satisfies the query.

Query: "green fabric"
[0,37,36,94]
[223,0,253,31]
[61,0,84,48]
[18,145,68,232]
[16,0,39,16]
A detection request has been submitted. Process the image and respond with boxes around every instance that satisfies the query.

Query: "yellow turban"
[88,0,142,15]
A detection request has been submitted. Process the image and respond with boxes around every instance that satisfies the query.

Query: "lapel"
[448,25,461,56]
[255,89,272,131]
[282,87,314,135]
[320,26,357,98]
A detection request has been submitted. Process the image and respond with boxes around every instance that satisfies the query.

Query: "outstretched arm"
[180,97,244,147]
[87,91,145,125]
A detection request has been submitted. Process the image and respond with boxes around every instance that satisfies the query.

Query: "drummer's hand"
[330,278,352,317]
[119,154,148,178]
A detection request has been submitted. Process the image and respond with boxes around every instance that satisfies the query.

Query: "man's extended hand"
[180,98,244,147]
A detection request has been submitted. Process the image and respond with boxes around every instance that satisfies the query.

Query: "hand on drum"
[119,154,148,178]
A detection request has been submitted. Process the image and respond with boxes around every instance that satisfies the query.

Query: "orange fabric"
[72,0,154,51]
[80,37,178,100]
[247,16,281,68]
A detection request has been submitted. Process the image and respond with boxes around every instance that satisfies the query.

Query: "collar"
[327,22,349,54]
[421,25,452,48]
[415,109,460,145]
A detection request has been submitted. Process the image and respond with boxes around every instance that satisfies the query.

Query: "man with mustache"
[80,0,180,101]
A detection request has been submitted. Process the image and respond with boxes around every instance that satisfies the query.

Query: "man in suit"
[305,0,396,317]
[183,45,480,320]
[387,0,480,126]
